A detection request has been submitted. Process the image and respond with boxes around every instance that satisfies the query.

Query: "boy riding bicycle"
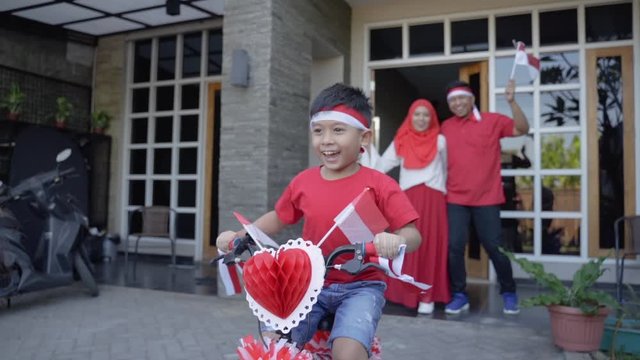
[217,83,421,360]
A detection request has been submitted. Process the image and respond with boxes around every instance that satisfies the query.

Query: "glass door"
[586,46,635,257]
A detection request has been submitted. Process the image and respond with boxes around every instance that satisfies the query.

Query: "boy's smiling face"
[311,120,371,180]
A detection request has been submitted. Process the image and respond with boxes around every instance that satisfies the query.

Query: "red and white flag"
[217,250,243,296]
[333,187,390,245]
[317,187,389,247]
[369,244,431,291]
[233,212,280,249]
[511,40,540,80]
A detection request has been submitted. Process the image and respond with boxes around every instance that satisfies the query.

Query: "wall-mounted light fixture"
[230,49,250,87]
[166,0,180,16]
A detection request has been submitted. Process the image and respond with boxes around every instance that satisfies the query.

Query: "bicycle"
[215,233,386,359]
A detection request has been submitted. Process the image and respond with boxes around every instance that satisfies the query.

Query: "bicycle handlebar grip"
[364,242,378,257]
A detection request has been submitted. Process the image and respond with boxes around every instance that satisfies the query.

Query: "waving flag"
[318,187,389,247]
[218,250,243,296]
[233,212,279,249]
[511,40,540,80]
[370,244,431,290]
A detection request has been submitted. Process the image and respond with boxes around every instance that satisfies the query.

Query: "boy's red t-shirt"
[275,166,419,285]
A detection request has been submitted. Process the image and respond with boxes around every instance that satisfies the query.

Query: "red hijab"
[393,99,440,169]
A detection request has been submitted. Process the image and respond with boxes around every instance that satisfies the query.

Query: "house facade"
[1,0,638,283]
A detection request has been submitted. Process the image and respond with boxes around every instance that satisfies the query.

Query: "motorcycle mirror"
[56,149,72,163]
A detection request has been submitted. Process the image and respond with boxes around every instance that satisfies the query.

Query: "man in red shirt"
[441,79,529,315]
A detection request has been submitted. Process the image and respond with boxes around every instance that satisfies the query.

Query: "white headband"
[446,89,474,100]
[310,110,368,130]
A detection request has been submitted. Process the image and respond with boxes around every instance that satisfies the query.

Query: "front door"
[459,61,490,279]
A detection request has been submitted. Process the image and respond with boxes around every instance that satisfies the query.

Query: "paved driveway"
[0,285,565,360]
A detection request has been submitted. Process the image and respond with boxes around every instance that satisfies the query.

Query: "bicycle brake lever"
[330,243,367,274]
[334,258,362,274]
[209,254,224,265]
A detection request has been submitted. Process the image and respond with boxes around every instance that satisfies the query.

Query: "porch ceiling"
[0,0,223,37]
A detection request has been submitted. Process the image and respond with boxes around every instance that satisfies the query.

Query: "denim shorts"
[290,280,386,355]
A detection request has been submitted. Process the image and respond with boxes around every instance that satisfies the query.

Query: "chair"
[124,206,176,269]
[614,215,640,303]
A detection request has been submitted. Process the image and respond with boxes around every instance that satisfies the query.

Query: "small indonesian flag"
[217,249,243,296]
[370,244,431,291]
[513,40,540,80]
[333,187,390,244]
[233,212,280,249]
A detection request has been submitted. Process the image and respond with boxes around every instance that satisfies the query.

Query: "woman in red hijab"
[367,99,450,314]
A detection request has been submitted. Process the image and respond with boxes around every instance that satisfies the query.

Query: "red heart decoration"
[243,248,312,319]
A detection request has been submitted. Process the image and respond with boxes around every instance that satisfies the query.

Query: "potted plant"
[601,284,640,356]
[91,110,112,134]
[503,251,618,352]
[55,96,73,128]
[1,82,26,121]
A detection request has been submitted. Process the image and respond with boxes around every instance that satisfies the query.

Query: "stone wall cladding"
[218,0,274,234]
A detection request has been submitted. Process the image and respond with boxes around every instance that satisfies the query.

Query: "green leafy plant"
[91,110,112,131]
[1,82,26,114]
[55,96,73,122]
[502,249,618,315]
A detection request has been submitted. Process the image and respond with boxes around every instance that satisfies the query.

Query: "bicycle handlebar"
[212,234,385,275]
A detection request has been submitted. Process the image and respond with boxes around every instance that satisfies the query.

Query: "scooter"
[0,149,98,306]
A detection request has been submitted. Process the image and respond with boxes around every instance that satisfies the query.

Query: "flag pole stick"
[252,237,265,251]
[510,39,518,80]
[317,222,338,248]
[509,61,517,80]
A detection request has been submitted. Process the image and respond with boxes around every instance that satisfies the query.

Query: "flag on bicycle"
[217,249,243,296]
[334,187,389,244]
[233,212,280,249]
[370,244,431,291]
[511,40,540,80]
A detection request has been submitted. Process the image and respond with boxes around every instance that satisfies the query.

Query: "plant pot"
[55,120,66,129]
[93,127,105,134]
[548,305,609,352]
[600,317,640,355]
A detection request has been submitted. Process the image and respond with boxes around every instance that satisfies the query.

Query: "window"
[540,9,577,45]
[157,36,176,81]
[125,29,221,243]
[133,40,151,83]
[208,29,222,75]
[183,32,202,78]
[496,14,531,50]
[451,18,488,53]
[409,23,444,56]
[369,27,402,60]
[539,52,579,85]
[585,3,633,43]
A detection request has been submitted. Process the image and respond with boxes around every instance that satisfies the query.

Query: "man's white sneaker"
[417,302,434,314]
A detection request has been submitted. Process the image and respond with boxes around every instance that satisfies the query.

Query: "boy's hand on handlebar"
[216,231,237,252]
[373,232,406,259]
